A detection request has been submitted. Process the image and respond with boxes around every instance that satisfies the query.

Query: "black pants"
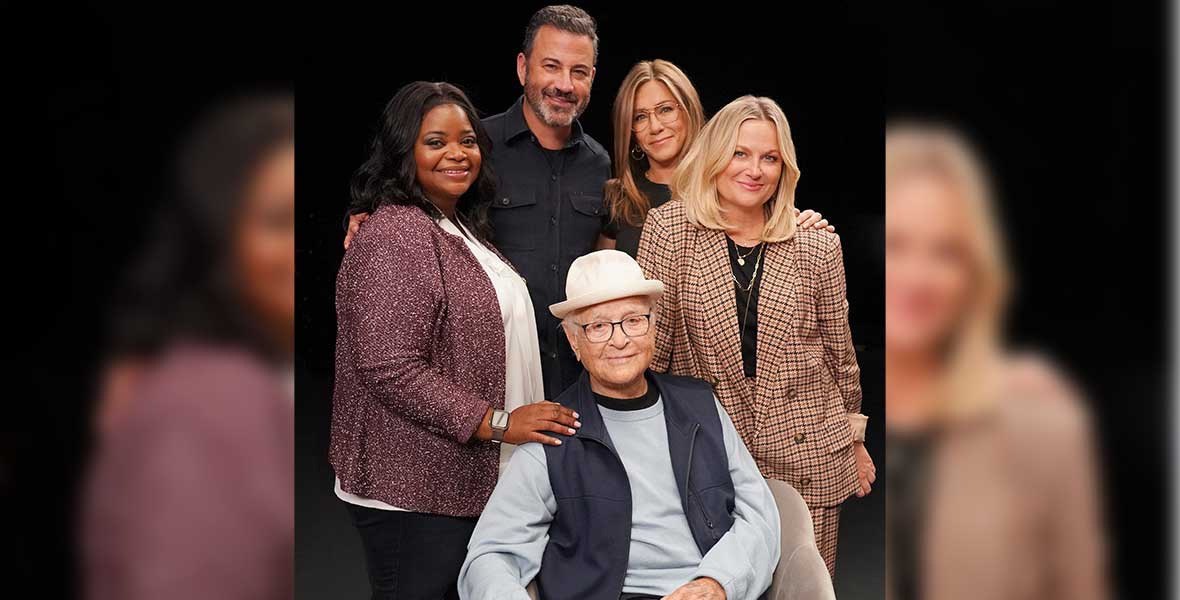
[344,503,477,600]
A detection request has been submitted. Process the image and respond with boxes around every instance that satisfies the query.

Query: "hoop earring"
[630,144,646,161]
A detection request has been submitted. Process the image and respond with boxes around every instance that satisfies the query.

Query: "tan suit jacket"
[890,369,1108,600]
[637,200,862,507]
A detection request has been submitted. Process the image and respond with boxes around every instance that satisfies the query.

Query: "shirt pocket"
[690,483,735,541]
[568,190,606,218]
[565,190,607,253]
[490,185,541,250]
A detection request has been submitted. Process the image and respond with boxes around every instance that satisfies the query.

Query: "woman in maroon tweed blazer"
[84,95,294,600]
[330,82,580,599]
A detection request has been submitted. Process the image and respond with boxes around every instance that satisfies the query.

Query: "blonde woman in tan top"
[885,122,1108,600]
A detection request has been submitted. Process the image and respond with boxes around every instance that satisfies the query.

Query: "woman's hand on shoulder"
[794,207,835,232]
[506,401,582,446]
[344,212,370,249]
[474,402,582,446]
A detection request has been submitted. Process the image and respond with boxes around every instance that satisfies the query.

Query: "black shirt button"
[550,216,557,225]
[549,264,557,271]
[550,174,557,181]
[549,352,558,359]
[500,198,510,205]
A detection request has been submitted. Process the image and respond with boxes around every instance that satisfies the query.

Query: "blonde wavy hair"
[886,121,1011,417]
[671,95,800,242]
[605,60,706,227]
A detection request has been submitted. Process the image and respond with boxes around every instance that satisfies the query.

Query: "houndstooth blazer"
[637,199,862,508]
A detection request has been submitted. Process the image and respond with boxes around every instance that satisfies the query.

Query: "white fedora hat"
[548,250,665,319]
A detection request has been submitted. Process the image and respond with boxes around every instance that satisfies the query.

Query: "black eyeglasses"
[572,313,652,343]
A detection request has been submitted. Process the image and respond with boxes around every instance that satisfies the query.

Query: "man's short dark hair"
[523,5,599,64]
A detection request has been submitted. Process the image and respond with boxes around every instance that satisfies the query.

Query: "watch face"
[492,411,509,429]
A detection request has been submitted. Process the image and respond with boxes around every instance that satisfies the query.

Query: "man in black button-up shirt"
[482,94,610,398]
[344,7,610,398]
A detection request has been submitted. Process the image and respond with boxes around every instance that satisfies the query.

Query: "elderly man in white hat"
[458,250,783,600]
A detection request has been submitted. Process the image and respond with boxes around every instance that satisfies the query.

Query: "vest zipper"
[685,423,716,535]
[582,434,632,600]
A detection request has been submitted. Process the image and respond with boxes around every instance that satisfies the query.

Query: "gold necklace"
[734,242,766,349]
[729,240,766,293]
[733,242,760,267]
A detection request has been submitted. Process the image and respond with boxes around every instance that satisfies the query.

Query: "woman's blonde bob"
[671,95,801,242]
[886,121,1012,418]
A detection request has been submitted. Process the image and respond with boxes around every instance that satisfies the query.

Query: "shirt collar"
[573,369,698,443]
[503,95,589,151]
[591,371,659,411]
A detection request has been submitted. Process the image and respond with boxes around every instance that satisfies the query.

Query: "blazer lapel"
[751,235,799,437]
[691,228,752,406]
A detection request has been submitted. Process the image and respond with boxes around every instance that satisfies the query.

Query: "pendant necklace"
[730,241,767,348]
[729,238,766,294]
[733,240,760,267]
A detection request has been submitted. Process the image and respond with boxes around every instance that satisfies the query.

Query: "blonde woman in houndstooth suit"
[637,95,872,576]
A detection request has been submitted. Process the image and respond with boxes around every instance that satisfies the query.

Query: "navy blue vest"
[538,370,753,600]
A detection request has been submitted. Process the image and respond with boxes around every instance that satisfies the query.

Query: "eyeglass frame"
[630,101,682,132]
[569,313,653,343]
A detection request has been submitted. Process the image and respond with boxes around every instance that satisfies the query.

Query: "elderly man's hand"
[660,577,726,599]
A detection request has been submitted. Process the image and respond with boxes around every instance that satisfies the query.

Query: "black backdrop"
[888,1,1169,597]
[14,2,1167,598]
[296,2,885,598]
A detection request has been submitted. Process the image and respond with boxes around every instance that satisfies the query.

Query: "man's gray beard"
[525,83,588,128]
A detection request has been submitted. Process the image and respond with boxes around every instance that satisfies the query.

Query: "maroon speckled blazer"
[330,203,508,518]
[84,343,293,600]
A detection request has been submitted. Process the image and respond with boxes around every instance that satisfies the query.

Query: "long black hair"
[106,93,295,364]
[348,81,496,239]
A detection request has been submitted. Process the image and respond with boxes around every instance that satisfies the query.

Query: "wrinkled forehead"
[574,296,653,322]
